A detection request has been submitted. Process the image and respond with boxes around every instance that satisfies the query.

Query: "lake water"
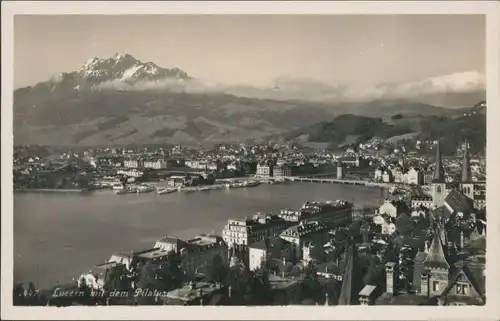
[14,182,385,289]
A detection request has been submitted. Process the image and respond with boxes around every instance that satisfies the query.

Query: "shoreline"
[15,179,390,196]
[14,188,89,193]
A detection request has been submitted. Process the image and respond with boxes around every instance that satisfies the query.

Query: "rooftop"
[359,285,377,297]
[156,236,186,246]
[186,234,224,247]
[445,190,473,214]
[135,248,170,260]
[280,221,330,238]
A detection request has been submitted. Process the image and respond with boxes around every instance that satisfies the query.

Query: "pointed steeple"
[338,243,363,305]
[461,140,472,183]
[432,138,445,183]
[422,226,450,270]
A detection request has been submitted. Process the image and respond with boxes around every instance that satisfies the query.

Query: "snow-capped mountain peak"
[77,53,190,83]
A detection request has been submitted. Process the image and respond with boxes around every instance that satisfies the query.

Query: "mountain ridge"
[13,53,485,146]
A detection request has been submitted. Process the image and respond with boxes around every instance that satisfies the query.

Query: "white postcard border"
[2,1,499,320]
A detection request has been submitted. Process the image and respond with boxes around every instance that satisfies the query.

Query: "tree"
[383,242,398,264]
[395,214,415,237]
[363,256,384,286]
[252,268,274,305]
[156,251,184,290]
[302,261,321,302]
[308,245,327,263]
[77,276,93,305]
[223,266,255,305]
[205,254,229,283]
[137,261,155,289]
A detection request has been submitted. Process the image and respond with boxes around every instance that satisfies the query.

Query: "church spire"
[338,243,363,305]
[461,139,472,183]
[422,226,450,270]
[432,138,445,183]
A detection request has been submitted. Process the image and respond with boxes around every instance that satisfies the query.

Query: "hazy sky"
[14,14,485,88]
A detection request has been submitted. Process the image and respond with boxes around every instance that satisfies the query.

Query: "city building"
[248,237,293,271]
[117,169,144,178]
[300,200,353,225]
[381,221,396,235]
[279,220,332,259]
[374,167,384,182]
[443,190,474,218]
[340,156,368,168]
[278,200,353,225]
[408,226,485,306]
[378,200,409,218]
[278,209,303,222]
[107,252,135,271]
[423,171,434,185]
[153,234,227,277]
[166,175,188,187]
[382,170,393,183]
[180,234,228,277]
[222,214,291,248]
[124,159,144,169]
[256,163,273,178]
[405,167,424,186]
[391,166,405,183]
[273,164,291,179]
[143,159,167,170]
[106,248,171,272]
[154,235,187,253]
[411,196,433,210]
[134,248,172,265]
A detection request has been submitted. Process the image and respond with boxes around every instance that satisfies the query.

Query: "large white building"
[405,167,424,186]
[256,163,273,178]
[124,159,144,169]
[222,214,291,247]
[378,200,408,218]
[117,169,144,178]
[144,159,167,169]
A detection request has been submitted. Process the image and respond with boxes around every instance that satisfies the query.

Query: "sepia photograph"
[2,1,499,320]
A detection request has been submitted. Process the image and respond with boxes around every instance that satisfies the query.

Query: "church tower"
[430,139,447,208]
[460,140,474,200]
[337,161,344,180]
[420,226,450,297]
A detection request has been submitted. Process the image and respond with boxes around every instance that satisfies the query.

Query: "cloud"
[93,70,485,106]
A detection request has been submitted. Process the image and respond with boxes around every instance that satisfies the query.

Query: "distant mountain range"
[285,101,486,155]
[14,53,486,147]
